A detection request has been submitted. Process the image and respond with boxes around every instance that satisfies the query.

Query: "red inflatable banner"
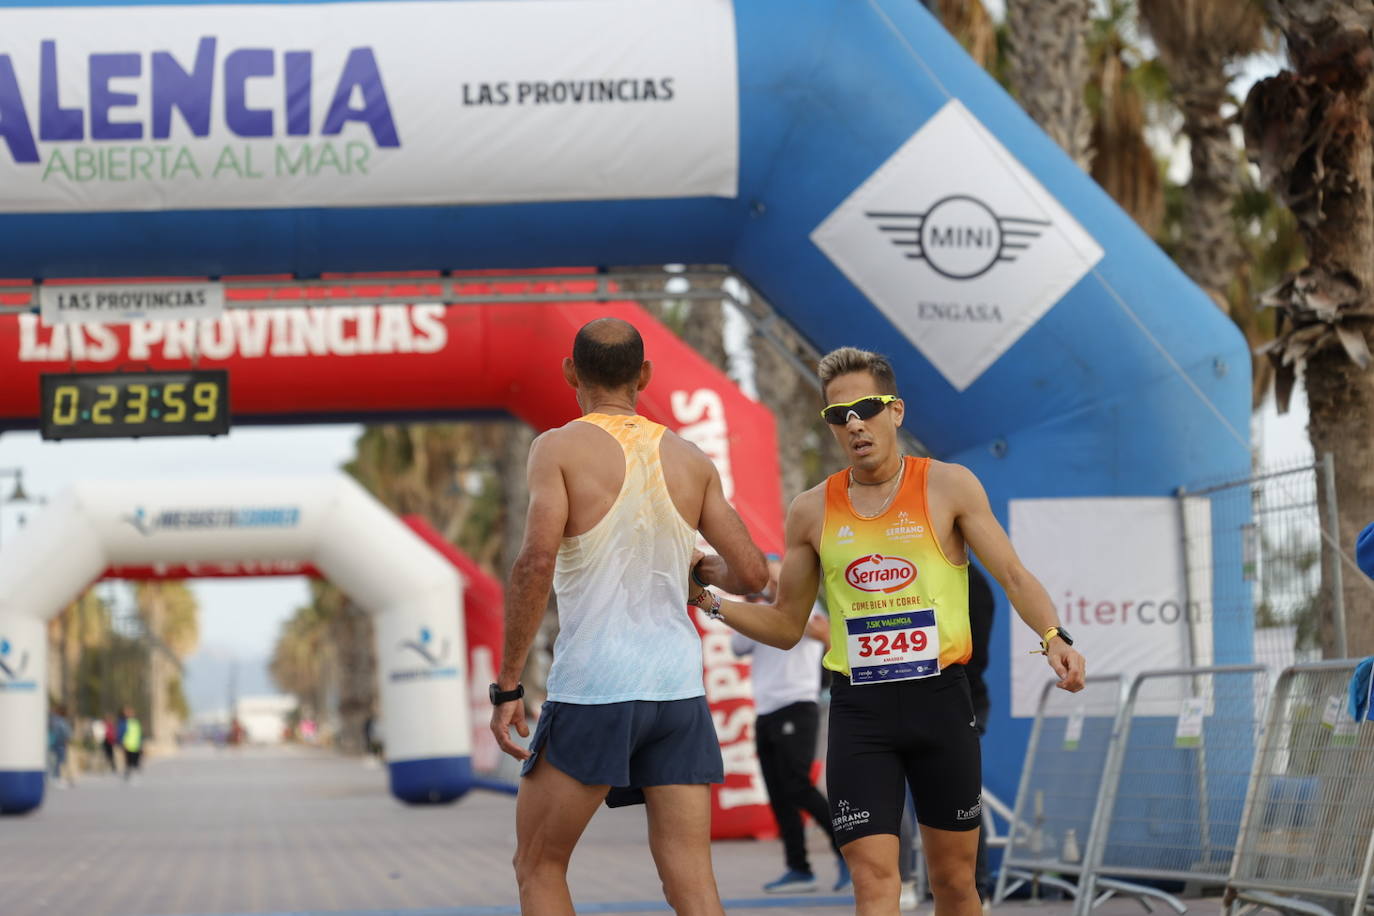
[0,288,784,839]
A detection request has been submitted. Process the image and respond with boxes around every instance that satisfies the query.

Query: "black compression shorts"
[826,664,982,842]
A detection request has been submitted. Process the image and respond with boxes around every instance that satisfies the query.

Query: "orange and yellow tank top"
[821,456,971,681]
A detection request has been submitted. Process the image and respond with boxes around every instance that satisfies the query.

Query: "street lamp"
[0,468,31,550]
[0,468,27,504]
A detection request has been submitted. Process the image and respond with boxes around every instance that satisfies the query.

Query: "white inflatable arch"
[0,474,469,813]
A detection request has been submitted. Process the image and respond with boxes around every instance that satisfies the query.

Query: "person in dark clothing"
[101,713,118,772]
[966,563,996,901]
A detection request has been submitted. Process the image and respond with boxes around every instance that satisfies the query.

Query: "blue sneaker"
[834,857,852,892]
[763,869,818,893]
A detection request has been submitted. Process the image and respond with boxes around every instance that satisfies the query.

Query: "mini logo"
[866,194,1049,281]
[957,800,983,820]
[809,100,1104,393]
[837,525,855,540]
[781,720,796,736]
[845,554,917,593]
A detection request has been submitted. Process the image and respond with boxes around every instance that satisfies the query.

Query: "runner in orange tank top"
[690,347,1086,916]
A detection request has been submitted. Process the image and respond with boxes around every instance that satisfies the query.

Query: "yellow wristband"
[1027,626,1062,655]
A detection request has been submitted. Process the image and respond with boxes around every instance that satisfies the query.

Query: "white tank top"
[545,414,702,704]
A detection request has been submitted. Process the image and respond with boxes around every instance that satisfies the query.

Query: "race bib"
[846,609,940,684]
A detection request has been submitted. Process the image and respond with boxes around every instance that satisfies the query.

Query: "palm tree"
[1006,0,1096,168]
[1242,0,1374,656]
[1138,0,1269,312]
[1086,3,1166,233]
[270,599,332,710]
[47,589,110,720]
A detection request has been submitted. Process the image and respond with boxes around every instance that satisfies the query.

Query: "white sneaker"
[899,880,918,911]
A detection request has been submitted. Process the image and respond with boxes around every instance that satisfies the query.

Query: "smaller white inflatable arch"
[0,474,470,814]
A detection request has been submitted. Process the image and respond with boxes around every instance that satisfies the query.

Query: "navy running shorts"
[826,664,983,841]
[521,695,724,807]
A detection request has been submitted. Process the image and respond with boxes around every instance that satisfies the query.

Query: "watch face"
[488,683,499,704]
[1057,628,1074,645]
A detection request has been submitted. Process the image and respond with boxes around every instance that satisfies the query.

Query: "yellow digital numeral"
[192,382,218,421]
[91,385,117,424]
[52,385,79,425]
[123,383,149,424]
[163,383,186,422]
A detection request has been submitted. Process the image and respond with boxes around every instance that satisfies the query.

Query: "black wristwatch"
[489,682,525,705]
[1046,626,1074,647]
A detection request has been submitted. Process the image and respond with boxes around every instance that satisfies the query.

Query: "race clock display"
[40,370,230,440]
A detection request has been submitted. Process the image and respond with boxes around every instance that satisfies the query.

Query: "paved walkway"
[0,746,1148,916]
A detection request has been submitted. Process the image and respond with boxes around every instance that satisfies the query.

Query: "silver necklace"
[849,459,905,518]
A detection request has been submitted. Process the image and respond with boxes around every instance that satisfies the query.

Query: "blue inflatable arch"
[0,0,1251,806]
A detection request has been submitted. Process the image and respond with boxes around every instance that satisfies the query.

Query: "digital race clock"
[39,370,230,440]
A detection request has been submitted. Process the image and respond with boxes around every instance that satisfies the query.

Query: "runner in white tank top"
[546,413,701,703]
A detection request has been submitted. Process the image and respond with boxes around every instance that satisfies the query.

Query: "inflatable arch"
[0,0,1252,812]
[0,474,472,814]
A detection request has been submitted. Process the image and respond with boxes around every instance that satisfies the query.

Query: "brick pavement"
[0,745,1144,916]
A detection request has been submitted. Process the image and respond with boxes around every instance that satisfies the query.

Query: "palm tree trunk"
[1005,0,1094,168]
[1243,1,1374,656]
[1308,353,1374,656]
[1176,78,1245,309]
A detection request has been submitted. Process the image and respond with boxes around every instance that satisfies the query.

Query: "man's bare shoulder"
[527,422,587,460]
[927,459,984,500]
[787,483,827,528]
[538,417,609,446]
[657,426,714,470]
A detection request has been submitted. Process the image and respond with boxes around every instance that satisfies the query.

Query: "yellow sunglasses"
[820,395,898,425]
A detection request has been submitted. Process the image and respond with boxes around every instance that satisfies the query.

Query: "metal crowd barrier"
[1225,660,1374,916]
[1074,665,1271,916]
[994,675,1124,905]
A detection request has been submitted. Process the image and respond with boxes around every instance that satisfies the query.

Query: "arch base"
[0,771,44,815]
[388,755,474,805]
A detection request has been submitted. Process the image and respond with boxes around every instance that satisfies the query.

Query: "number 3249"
[856,630,927,658]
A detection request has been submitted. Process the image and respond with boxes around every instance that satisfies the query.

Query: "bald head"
[572,318,645,389]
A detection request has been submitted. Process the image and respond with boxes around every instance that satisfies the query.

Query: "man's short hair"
[573,318,645,389]
[817,347,899,398]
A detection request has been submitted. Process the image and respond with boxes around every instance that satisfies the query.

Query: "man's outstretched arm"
[696,490,823,650]
[693,461,769,595]
[492,433,568,760]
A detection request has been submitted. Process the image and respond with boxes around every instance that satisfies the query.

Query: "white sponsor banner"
[811,100,1104,391]
[1010,498,1194,718]
[0,0,738,213]
[39,282,224,325]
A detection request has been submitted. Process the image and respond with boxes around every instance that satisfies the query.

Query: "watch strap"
[490,682,524,705]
